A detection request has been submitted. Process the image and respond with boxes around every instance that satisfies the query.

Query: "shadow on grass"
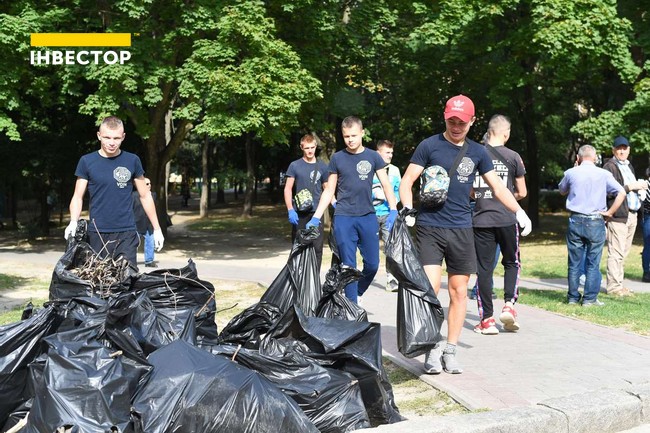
[0,273,36,292]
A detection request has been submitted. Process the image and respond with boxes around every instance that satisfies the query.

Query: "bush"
[539,190,565,213]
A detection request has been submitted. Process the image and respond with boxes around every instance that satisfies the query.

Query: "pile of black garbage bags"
[0,213,443,433]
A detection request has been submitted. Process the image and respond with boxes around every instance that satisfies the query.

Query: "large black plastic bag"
[52,296,108,333]
[105,290,197,356]
[131,339,319,433]
[49,241,134,301]
[217,301,283,348]
[130,259,218,345]
[0,305,59,427]
[315,264,367,322]
[213,343,371,433]
[260,227,322,316]
[23,323,151,433]
[262,305,403,427]
[385,211,445,358]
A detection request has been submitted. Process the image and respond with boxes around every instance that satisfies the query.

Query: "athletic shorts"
[416,225,476,274]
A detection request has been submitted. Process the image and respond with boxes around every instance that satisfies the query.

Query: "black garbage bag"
[262,305,403,427]
[131,339,319,433]
[315,264,367,322]
[131,259,219,345]
[22,323,151,433]
[260,227,322,316]
[217,301,283,348]
[213,343,371,433]
[0,305,60,427]
[328,219,341,267]
[51,296,108,333]
[49,241,134,301]
[1,398,31,432]
[104,290,197,356]
[64,218,89,251]
[385,210,445,358]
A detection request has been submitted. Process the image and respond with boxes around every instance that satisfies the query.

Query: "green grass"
[0,273,50,325]
[516,288,650,335]
[511,212,644,280]
[186,204,291,239]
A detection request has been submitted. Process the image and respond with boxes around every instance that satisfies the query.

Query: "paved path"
[1,210,649,431]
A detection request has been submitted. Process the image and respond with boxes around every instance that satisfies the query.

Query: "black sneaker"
[144,262,158,268]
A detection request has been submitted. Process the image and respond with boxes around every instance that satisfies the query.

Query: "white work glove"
[401,207,417,227]
[64,220,77,240]
[153,229,165,251]
[405,214,416,227]
[516,209,532,237]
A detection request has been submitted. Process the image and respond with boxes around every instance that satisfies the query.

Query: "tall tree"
[406,0,640,225]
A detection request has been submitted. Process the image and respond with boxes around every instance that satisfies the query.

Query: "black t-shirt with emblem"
[329,148,386,216]
[410,133,493,228]
[75,150,144,232]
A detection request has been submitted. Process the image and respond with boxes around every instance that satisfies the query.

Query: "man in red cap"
[399,95,532,375]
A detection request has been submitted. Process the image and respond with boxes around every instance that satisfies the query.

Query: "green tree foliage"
[573,1,650,151]
[0,0,648,229]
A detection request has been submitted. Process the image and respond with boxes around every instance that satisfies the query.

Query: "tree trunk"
[200,134,209,218]
[517,83,540,227]
[38,186,50,236]
[242,133,256,217]
[9,183,18,230]
[141,104,193,236]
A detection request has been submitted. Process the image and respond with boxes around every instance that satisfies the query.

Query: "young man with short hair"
[399,95,532,374]
[307,117,398,304]
[283,133,329,269]
[65,116,164,269]
[372,140,401,292]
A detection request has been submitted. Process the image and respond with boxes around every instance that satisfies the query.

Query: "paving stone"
[540,389,642,433]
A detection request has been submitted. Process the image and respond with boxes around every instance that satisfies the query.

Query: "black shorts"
[416,225,476,274]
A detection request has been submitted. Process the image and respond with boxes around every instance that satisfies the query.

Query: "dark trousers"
[474,225,521,319]
[88,230,140,270]
[291,211,324,271]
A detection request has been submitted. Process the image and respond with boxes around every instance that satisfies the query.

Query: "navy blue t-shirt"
[286,158,328,212]
[411,133,493,228]
[75,150,145,232]
[329,148,386,216]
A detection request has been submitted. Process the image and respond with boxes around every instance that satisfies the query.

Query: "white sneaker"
[357,296,363,307]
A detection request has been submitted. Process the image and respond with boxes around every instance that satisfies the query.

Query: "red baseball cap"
[444,94,475,123]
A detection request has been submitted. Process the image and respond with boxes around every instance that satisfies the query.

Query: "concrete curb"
[365,383,650,433]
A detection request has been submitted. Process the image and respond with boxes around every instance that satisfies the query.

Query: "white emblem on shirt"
[114,167,131,188]
[357,160,372,180]
[456,157,475,183]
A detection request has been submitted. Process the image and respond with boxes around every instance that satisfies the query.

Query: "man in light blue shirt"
[372,140,401,291]
[559,145,625,306]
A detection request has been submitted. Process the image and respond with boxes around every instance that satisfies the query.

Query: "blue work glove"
[306,217,321,229]
[386,209,398,232]
[288,209,299,225]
